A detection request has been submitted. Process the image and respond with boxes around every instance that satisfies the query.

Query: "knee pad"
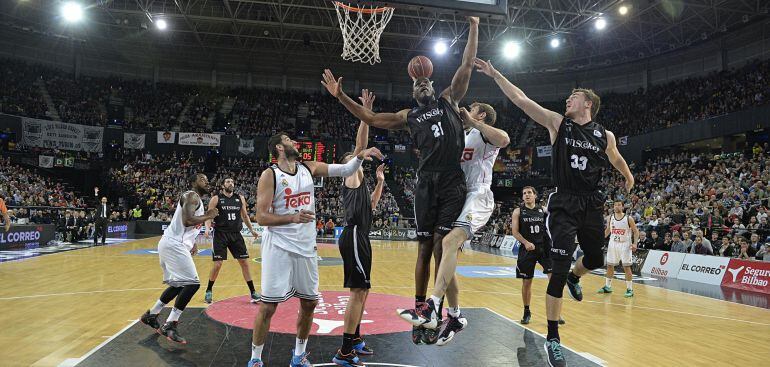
[582,254,605,270]
[547,271,568,298]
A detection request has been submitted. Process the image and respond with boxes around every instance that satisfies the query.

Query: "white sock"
[251,343,264,360]
[150,300,165,314]
[605,277,612,288]
[626,281,633,290]
[166,307,183,322]
[295,338,308,355]
[447,306,461,318]
[429,295,441,312]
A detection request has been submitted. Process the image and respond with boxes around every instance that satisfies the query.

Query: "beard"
[224,187,234,194]
[285,146,300,160]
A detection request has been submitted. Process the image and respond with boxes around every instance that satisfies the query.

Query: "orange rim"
[334,1,392,14]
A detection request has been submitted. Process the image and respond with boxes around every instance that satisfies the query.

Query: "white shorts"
[606,241,632,266]
[454,186,494,238]
[260,232,319,303]
[158,237,200,287]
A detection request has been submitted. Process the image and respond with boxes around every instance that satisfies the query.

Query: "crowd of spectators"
[107,152,402,229]
[0,59,50,119]
[600,148,770,261]
[4,57,766,147]
[0,157,85,209]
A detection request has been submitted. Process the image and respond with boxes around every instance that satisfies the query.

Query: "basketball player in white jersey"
[248,132,383,367]
[398,103,510,346]
[598,199,639,297]
[140,173,218,344]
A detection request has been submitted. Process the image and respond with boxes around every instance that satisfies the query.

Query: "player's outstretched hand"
[376,163,385,182]
[321,69,343,98]
[468,16,479,25]
[474,58,497,77]
[358,147,385,161]
[359,89,375,110]
[458,107,480,127]
[293,209,316,224]
[190,244,198,256]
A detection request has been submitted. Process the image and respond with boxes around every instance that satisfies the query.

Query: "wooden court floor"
[0,237,768,366]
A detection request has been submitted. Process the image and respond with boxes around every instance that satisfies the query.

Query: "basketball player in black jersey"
[475,59,633,367]
[511,186,563,325]
[203,178,260,304]
[332,90,387,367]
[323,16,479,344]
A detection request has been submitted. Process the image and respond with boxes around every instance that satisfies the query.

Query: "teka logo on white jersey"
[415,108,443,123]
[283,188,311,209]
[461,148,474,162]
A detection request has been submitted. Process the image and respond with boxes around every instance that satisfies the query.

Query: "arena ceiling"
[0,1,767,76]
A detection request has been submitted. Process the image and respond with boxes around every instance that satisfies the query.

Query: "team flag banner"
[238,138,255,155]
[38,155,54,168]
[123,133,146,149]
[21,117,103,152]
[157,131,176,144]
[178,132,221,147]
[536,145,552,157]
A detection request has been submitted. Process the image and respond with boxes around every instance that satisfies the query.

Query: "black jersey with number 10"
[519,206,546,245]
[552,118,609,192]
[406,96,465,172]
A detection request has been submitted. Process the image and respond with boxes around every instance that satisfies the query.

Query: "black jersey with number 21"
[552,118,609,192]
[406,96,465,172]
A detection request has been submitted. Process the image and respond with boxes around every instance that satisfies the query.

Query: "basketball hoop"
[333,2,395,65]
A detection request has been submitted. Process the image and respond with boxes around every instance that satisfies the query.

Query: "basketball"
[408,55,433,80]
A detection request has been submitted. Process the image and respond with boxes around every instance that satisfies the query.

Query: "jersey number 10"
[530,226,541,234]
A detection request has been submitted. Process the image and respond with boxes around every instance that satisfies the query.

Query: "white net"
[334,2,395,65]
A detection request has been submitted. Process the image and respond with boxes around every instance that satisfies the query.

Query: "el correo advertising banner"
[22,117,103,152]
[676,254,731,285]
[178,132,221,147]
[0,224,56,250]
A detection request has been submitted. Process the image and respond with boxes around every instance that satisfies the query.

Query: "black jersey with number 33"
[552,118,609,192]
[406,96,465,172]
[214,194,242,233]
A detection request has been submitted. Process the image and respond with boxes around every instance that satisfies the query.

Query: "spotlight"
[155,19,167,30]
[595,18,607,30]
[434,40,448,55]
[619,5,629,15]
[503,41,520,59]
[550,38,560,48]
[61,2,83,23]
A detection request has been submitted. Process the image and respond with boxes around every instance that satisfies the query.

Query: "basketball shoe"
[332,349,364,367]
[159,321,187,344]
[140,310,161,330]
[396,299,438,329]
[435,313,467,346]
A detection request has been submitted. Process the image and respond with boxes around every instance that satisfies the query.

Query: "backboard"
[371,0,509,16]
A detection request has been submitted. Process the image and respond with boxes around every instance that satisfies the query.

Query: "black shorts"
[516,244,552,279]
[414,170,467,240]
[339,225,372,289]
[212,231,249,261]
[545,189,605,273]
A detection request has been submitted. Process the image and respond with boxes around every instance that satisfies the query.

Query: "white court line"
[56,319,139,367]
[314,364,421,367]
[480,307,606,366]
[580,299,770,326]
[6,285,765,328]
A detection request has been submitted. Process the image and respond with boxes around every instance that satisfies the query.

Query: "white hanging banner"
[178,132,221,147]
[123,133,146,149]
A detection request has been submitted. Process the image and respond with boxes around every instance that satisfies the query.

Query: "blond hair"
[572,88,601,118]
